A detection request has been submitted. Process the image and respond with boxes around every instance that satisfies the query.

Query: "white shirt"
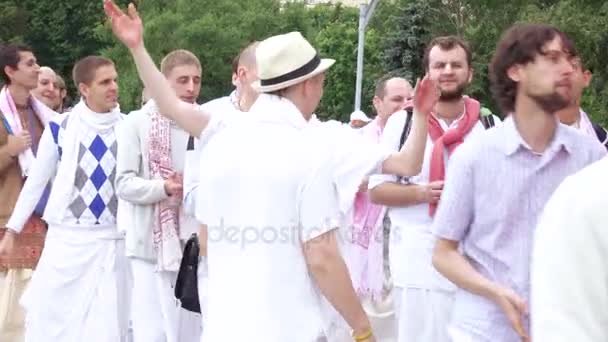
[369,110,500,290]
[183,94,243,215]
[115,100,198,260]
[195,94,388,342]
[532,156,608,342]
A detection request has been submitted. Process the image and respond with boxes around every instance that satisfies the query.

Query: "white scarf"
[146,100,183,272]
[0,86,56,177]
[44,100,123,224]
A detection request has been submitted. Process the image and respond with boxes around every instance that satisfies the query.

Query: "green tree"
[381,0,433,84]
[0,1,28,44]
[98,0,322,111]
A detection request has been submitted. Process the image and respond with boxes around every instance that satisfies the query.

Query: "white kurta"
[5,107,131,342]
[532,156,608,342]
[368,110,501,342]
[194,94,388,342]
[116,101,202,342]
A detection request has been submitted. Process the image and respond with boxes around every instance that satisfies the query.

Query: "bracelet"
[352,328,373,341]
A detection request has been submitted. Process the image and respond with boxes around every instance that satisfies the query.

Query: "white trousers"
[130,259,202,342]
[22,225,131,342]
[197,257,208,335]
[396,288,454,342]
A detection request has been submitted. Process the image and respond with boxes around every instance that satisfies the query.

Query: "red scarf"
[428,97,480,216]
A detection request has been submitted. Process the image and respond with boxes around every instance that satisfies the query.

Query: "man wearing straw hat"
[104,2,439,341]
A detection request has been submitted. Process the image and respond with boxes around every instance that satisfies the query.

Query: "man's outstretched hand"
[104,0,144,49]
[412,75,440,117]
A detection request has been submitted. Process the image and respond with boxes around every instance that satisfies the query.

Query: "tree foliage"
[0,0,606,124]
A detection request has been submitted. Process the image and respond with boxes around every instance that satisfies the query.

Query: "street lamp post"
[354,0,380,111]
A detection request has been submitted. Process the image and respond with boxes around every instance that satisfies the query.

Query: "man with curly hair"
[431,24,606,342]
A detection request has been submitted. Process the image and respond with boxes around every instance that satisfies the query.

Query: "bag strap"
[398,108,414,150]
[591,122,608,149]
[187,136,195,151]
[479,107,495,130]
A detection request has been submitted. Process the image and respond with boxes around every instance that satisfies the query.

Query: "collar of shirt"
[502,115,574,157]
[250,94,309,130]
[431,101,466,131]
[229,89,239,109]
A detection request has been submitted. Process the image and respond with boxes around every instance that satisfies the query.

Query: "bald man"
[329,76,413,341]
[31,66,60,111]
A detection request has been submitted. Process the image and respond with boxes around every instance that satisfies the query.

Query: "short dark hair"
[0,44,34,85]
[489,24,576,114]
[423,36,472,71]
[72,55,114,88]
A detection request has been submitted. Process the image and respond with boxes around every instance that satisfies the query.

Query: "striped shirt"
[431,115,606,341]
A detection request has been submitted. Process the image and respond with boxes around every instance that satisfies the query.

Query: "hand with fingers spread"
[104,0,144,49]
[412,75,440,117]
[492,286,529,341]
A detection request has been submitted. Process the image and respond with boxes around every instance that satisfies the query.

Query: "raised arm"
[104,0,209,137]
[381,76,436,177]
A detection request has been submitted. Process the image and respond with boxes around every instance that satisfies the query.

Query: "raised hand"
[412,75,440,116]
[104,0,144,49]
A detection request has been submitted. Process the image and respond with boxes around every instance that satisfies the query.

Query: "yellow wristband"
[352,328,373,341]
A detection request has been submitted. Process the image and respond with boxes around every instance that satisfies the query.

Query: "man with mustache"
[431,24,606,342]
[104,1,438,340]
[555,56,608,148]
[368,36,499,342]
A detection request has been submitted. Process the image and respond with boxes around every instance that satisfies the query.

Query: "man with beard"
[368,36,499,342]
[555,56,608,148]
[431,24,606,342]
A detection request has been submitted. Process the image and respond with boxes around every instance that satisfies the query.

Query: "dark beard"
[439,83,467,101]
[530,92,570,114]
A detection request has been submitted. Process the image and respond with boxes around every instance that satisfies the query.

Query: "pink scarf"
[349,119,387,299]
[428,97,480,216]
[0,86,55,177]
[149,105,182,272]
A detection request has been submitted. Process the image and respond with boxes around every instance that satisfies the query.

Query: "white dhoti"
[21,225,131,342]
[130,259,201,342]
[396,288,454,342]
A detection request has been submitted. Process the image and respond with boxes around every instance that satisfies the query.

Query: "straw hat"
[253,32,335,93]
